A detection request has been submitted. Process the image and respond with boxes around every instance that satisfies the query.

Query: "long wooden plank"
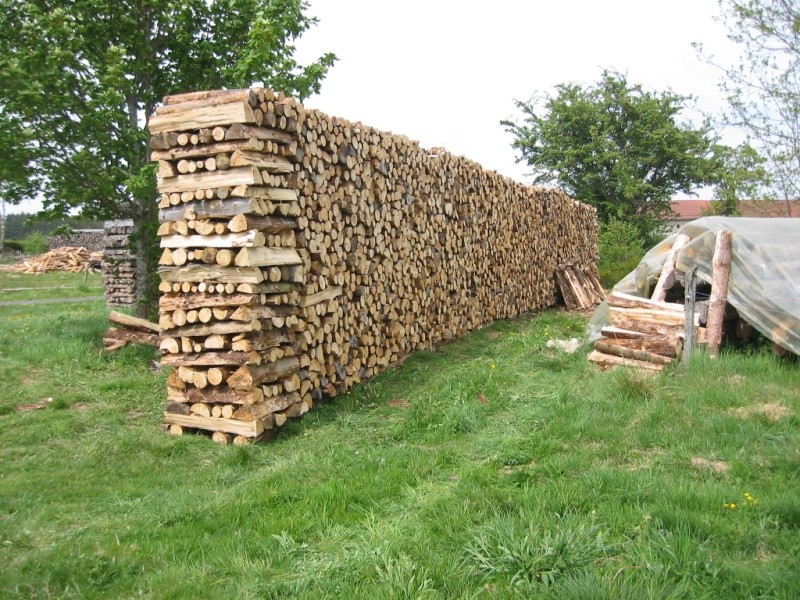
[162,319,262,338]
[150,138,263,161]
[159,198,264,222]
[225,123,295,144]
[229,150,294,173]
[158,265,264,284]
[159,351,260,367]
[163,412,267,437]
[159,292,262,311]
[149,101,256,134]
[233,247,302,267]
[157,166,262,194]
[160,230,265,249]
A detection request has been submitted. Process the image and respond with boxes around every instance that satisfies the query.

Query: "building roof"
[669,200,800,220]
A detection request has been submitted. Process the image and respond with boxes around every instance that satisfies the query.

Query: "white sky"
[11,0,742,214]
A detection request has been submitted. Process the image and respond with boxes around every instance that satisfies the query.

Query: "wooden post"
[683,266,697,363]
[706,230,732,358]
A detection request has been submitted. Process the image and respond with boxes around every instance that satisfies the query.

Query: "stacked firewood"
[587,292,700,372]
[148,87,598,443]
[150,89,309,444]
[10,246,100,274]
[103,220,136,306]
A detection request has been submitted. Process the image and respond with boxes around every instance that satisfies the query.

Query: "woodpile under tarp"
[588,217,800,369]
[149,87,599,444]
[3,247,102,274]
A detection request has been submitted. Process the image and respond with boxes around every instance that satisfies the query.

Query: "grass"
[0,271,103,302]
[1,272,799,598]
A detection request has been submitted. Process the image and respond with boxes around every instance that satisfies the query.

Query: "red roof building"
[665,199,800,232]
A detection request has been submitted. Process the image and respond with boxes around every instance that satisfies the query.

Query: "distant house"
[665,199,800,232]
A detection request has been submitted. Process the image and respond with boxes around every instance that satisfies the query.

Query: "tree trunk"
[132,201,160,319]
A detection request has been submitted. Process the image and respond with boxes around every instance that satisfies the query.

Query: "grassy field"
[0,272,798,599]
[0,270,103,302]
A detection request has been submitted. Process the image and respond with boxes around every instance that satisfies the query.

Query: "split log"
[227,357,300,390]
[651,233,690,301]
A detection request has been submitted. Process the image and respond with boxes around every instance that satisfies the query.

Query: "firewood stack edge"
[102,219,136,307]
[148,87,599,444]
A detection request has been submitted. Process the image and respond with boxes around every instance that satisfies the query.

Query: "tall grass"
[0,272,798,598]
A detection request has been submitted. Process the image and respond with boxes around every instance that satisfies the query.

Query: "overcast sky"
[11,0,743,214]
[296,0,742,189]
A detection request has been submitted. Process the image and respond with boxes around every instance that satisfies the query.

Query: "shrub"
[598,219,646,288]
[3,239,24,252]
[21,231,49,255]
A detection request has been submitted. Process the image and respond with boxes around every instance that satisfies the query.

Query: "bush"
[3,239,24,252]
[598,219,646,288]
[21,231,49,255]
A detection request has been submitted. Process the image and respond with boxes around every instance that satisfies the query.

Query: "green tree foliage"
[708,143,770,215]
[503,71,721,244]
[701,0,800,200]
[0,0,335,314]
[597,218,647,288]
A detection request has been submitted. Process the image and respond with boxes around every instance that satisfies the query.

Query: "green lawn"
[0,270,103,302]
[0,272,798,599]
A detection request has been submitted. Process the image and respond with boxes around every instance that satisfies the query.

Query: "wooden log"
[706,230,732,358]
[108,311,161,333]
[158,266,264,284]
[150,138,264,161]
[227,214,297,233]
[594,341,673,365]
[149,100,256,134]
[301,285,342,308]
[227,357,300,390]
[163,412,267,437]
[160,230,265,249]
[103,327,159,347]
[159,292,262,311]
[229,150,294,173]
[169,386,265,405]
[233,247,303,267]
[160,88,258,108]
[606,292,685,313]
[157,166,262,194]
[587,350,665,372]
[231,392,301,420]
[652,233,690,301]
[159,198,264,222]
[224,123,295,144]
[159,351,260,367]
[163,319,263,338]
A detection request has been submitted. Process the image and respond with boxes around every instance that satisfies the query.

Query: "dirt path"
[0,296,105,308]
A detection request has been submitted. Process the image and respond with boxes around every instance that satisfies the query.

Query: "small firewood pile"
[7,247,102,274]
[555,262,605,310]
[103,311,160,351]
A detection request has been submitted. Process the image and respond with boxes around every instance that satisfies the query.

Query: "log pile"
[103,311,160,351]
[588,292,700,372]
[103,220,136,307]
[555,262,605,310]
[9,247,101,274]
[149,87,598,443]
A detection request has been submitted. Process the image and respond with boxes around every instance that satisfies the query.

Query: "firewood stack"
[555,262,606,310]
[148,87,599,444]
[103,220,136,306]
[587,292,702,372]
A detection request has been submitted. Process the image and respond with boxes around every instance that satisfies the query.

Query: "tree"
[0,0,336,315]
[699,0,800,202]
[708,143,770,215]
[503,71,722,243]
